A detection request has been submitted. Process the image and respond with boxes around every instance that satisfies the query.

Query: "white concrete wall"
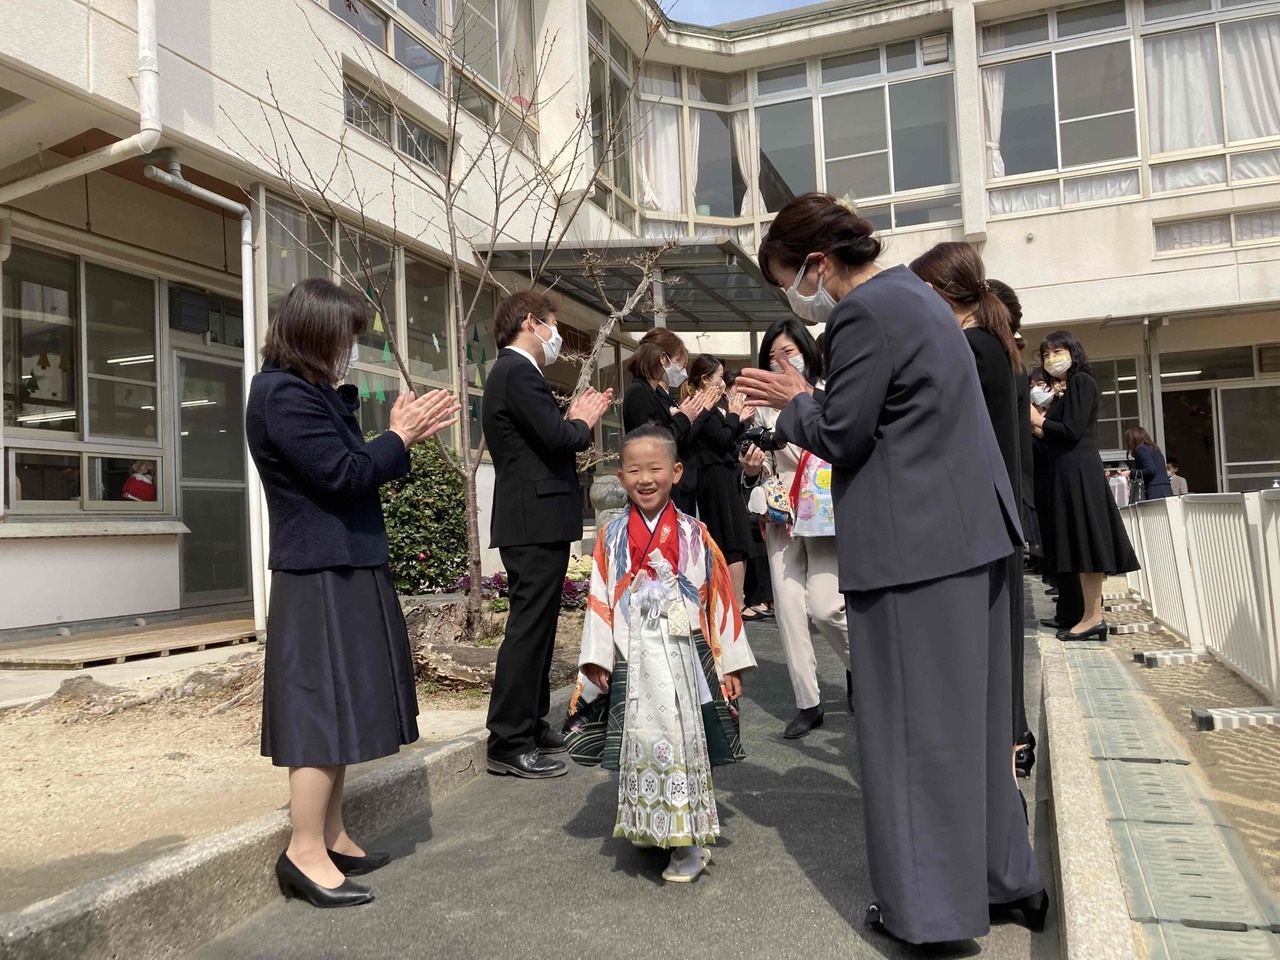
[0,535,181,630]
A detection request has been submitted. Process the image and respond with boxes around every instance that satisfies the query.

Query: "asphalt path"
[199,596,1059,960]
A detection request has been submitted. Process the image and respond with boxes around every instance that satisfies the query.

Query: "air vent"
[921,34,950,64]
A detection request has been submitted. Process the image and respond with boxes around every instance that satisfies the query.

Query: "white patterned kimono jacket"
[579,504,756,848]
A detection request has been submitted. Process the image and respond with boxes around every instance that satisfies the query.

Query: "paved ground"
[199,606,1058,960]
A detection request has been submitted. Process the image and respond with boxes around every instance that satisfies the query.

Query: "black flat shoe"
[328,849,390,876]
[740,607,766,623]
[784,706,824,739]
[1014,732,1036,779]
[275,853,373,908]
[846,670,855,714]
[991,889,1050,932]
[1057,621,1108,642]
[1039,617,1064,630]
[487,749,568,779]
[535,728,568,755]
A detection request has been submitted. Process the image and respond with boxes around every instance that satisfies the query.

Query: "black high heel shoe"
[275,852,374,908]
[1057,621,1108,642]
[1014,732,1036,779]
[328,849,391,876]
[991,889,1050,932]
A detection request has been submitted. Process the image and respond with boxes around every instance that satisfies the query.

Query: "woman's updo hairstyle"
[757,192,882,287]
[910,242,1022,373]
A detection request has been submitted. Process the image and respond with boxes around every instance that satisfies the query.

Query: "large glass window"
[1094,357,1141,451]
[3,245,78,433]
[757,100,816,213]
[404,255,452,384]
[462,284,496,451]
[339,233,398,368]
[328,0,387,45]
[693,109,749,218]
[394,24,445,89]
[84,264,158,442]
[588,11,638,228]
[265,198,333,317]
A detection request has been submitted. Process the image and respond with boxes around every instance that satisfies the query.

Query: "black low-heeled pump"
[991,889,1050,932]
[1057,621,1108,642]
[328,849,391,876]
[275,852,374,908]
[1015,732,1037,779]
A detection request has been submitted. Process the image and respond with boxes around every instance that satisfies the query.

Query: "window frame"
[1152,205,1280,256]
[587,4,639,229]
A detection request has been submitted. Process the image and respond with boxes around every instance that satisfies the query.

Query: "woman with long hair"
[1124,426,1173,500]
[683,353,754,609]
[248,278,459,907]
[1031,331,1140,641]
[738,193,1045,945]
[740,318,852,739]
[909,244,1034,777]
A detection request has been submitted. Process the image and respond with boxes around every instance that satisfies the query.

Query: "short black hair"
[1039,330,1093,379]
[1167,457,1180,469]
[494,289,558,349]
[758,317,823,386]
[621,423,678,463]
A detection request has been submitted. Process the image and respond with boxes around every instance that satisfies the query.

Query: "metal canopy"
[485,236,793,332]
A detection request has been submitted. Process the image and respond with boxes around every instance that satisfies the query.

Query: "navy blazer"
[777,266,1022,593]
[1131,444,1173,500]
[482,348,592,548]
[246,365,409,571]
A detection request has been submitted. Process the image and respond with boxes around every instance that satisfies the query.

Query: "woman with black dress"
[910,244,1033,775]
[247,278,459,907]
[1031,331,1140,641]
[621,328,715,514]
[1124,426,1173,500]
[684,354,754,607]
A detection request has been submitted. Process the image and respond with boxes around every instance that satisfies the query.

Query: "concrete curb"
[1040,631,1141,960]
[1,685,573,960]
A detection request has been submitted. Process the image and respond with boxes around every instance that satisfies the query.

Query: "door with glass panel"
[175,354,250,606]
[1218,385,1280,492]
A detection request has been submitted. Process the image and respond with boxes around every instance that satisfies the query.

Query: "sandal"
[740,607,766,623]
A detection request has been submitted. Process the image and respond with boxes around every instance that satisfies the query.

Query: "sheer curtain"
[1222,16,1280,142]
[1154,216,1231,252]
[1235,209,1280,242]
[1152,157,1226,191]
[982,64,1007,178]
[688,108,702,210]
[1063,170,1140,204]
[637,102,685,214]
[498,0,533,107]
[988,182,1059,215]
[1232,147,1280,180]
[727,75,759,219]
[1145,28,1222,153]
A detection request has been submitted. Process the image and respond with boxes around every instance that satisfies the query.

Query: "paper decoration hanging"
[375,385,386,403]
[59,353,70,372]
[37,352,50,370]
[472,326,480,343]
[473,369,482,389]
[358,377,371,400]
[431,333,441,353]
[466,343,474,363]
[373,312,384,334]
[382,342,393,363]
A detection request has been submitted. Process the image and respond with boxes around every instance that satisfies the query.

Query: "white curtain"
[988,182,1059,215]
[497,0,532,106]
[1063,170,1140,204]
[688,108,702,209]
[1232,147,1280,180]
[981,64,1007,178]
[637,102,685,213]
[1154,216,1231,252]
[1152,157,1227,191]
[1222,16,1280,142]
[1145,28,1223,154]
[726,74,759,219]
[642,218,687,240]
[1235,209,1280,242]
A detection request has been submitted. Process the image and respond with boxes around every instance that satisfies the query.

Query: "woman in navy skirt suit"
[247,278,459,907]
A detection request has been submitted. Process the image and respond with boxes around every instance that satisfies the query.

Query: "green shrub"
[381,440,469,595]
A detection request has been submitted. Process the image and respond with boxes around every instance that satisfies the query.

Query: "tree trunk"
[463,462,485,632]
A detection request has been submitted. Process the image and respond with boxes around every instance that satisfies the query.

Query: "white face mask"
[339,341,359,380]
[664,362,688,389]
[535,318,563,365]
[1030,385,1055,407]
[786,259,839,324]
[770,355,807,377]
[1044,354,1073,378]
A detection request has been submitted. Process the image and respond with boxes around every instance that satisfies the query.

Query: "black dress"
[1130,444,1173,500]
[1041,373,1139,576]
[622,377,702,515]
[246,368,419,768]
[692,405,751,564]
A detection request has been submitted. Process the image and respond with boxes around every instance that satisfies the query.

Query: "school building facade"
[1,0,1278,635]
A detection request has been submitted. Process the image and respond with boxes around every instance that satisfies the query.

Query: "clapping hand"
[568,387,614,429]
[736,364,812,411]
[727,391,751,419]
[676,385,718,421]
[390,389,462,448]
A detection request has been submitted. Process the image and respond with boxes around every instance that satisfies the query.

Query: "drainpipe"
[0,0,160,206]
[143,155,267,636]
[0,209,10,522]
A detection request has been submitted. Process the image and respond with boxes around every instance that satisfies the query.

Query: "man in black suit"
[482,290,612,778]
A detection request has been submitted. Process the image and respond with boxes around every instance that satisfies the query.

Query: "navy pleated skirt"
[262,565,419,767]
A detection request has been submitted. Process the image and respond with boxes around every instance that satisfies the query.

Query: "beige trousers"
[765,525,851,710]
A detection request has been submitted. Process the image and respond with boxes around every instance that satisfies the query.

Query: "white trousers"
[765,525,851,710]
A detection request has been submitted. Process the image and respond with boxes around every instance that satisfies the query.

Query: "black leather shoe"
[846,670,855,714]
[535,728,569,755]
[275,853,373,908]
[328,849,390,876]
[1057,621,1108,642]
[1039,617,1064,629]
[991,888,1050,932]
[1014,732,1037,779]
[487,749,568,779]
[784,706,824,739]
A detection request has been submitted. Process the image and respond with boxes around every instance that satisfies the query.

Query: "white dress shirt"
[507,344,543,373]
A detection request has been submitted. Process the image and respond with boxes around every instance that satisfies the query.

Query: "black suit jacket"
[777,266,1022,593]
[965,326,1021,505]
[482,348,592,548]
[621,377,705,496]
[246,365,409,571]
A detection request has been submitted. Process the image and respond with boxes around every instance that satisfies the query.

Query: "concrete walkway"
[200,615,1058,960]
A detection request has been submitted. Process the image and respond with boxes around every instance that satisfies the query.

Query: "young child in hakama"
[576,425,756,883]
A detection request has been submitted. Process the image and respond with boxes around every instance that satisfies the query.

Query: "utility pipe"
[0,0,160,206]
[144,156,267,635]
[0,208,10,522]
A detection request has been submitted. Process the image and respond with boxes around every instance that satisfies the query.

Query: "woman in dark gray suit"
[738,194,1046,945]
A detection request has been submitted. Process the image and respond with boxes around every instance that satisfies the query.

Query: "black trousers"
[1008,551,1030,743]
[486,542,570,760]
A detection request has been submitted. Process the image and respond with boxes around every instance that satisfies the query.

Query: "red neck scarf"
[628,501,680,579]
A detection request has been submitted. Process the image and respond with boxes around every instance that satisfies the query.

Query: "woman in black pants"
[247,278,459,907]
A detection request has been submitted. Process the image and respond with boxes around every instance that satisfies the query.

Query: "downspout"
[0,0,160,206]
[0,209,10,522]
[144,155,267,636]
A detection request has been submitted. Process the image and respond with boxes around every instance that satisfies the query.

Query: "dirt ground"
[0,611,586,914]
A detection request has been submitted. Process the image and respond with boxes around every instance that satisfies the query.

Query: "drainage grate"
[1143,922,1280,959]
[1068,651,1140,690]
[1112,821,1279,929]
[1096,760,1220,826]
[1078,685,1150,720]
[1088,717,1190,763]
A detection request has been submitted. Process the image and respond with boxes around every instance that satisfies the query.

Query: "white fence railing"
[1122,492,1280,706]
